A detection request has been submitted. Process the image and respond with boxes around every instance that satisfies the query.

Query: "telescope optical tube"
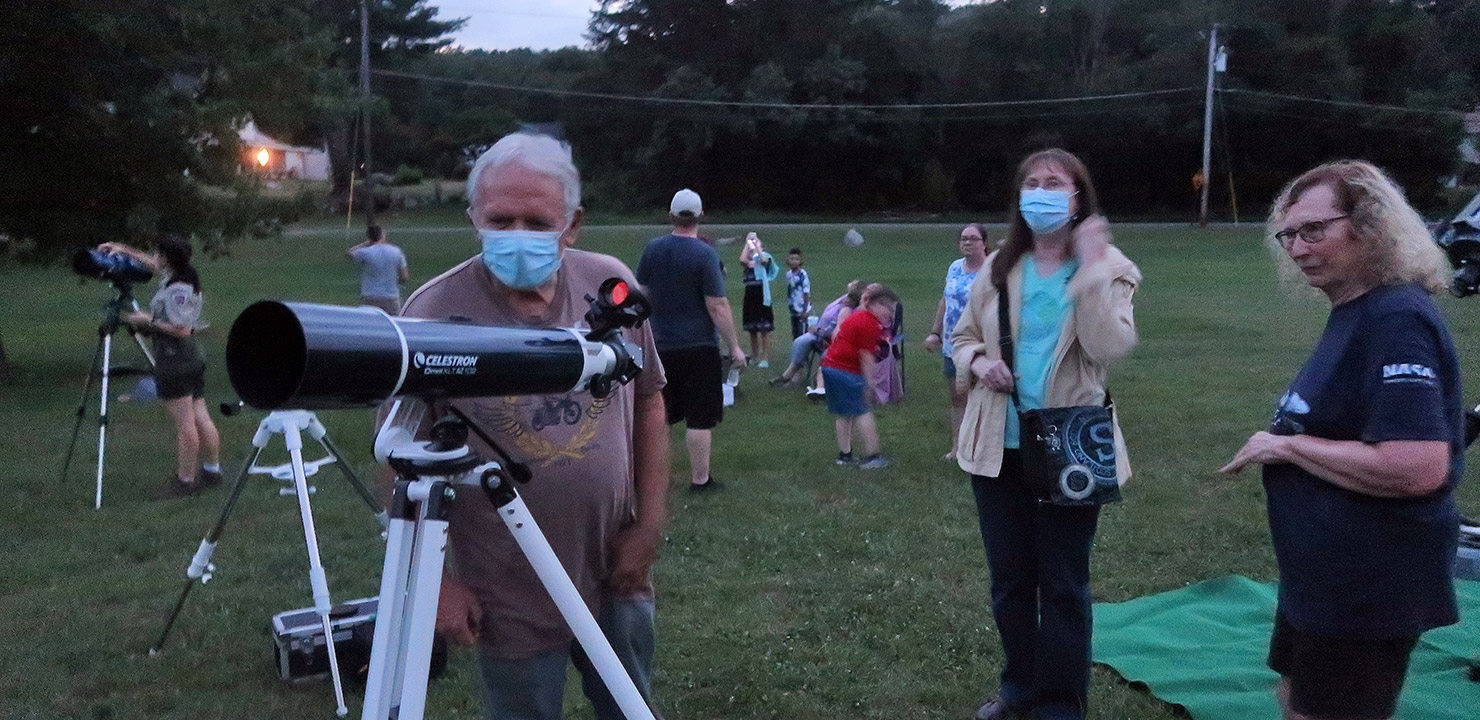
[227,302,617,410]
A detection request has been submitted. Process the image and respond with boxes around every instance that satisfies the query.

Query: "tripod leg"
[94,333,115,509]
[61,333,106,483]
[309,417,389,529]
[128,299,157,367]
[493,486,657,720]
[284,423,350,717]
[362,485,419,720]
[365,479,449,720]
[149,443,266,654]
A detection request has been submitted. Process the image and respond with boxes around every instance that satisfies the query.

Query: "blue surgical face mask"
[1019,188,1075,234]
[479,229,563,289]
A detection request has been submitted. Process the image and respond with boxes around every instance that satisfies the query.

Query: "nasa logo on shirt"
[1381,363,1437,385]
[1272,390,1309,435]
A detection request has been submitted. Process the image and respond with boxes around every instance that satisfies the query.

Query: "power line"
[373,67,1470,122]
[372,68,1199,110]
[1220,101,1446,135]
[1218,88,1468,120]
[546,97,1204,125]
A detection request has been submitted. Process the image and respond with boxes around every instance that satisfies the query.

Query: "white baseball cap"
[670,188,703,217]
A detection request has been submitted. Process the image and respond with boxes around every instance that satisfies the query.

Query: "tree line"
[374,0,1479,221]
[3,0,1478,260]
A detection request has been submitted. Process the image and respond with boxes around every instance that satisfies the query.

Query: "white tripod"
[60,289,156,509]
[151,410,389,717]
[361,410,657,720]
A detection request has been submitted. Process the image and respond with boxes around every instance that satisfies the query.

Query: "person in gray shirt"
[347,224,409,313]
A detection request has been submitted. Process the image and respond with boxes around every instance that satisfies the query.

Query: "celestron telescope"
[61,247,159,509]
[225,278,659,720]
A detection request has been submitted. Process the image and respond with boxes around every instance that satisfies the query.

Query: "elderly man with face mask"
[399,131,669,720]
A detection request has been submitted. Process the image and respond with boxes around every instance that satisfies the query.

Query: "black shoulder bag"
[997,286,1121,506]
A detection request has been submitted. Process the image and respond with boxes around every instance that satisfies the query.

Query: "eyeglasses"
[1275,215,1348,249]
[959,236,984,243]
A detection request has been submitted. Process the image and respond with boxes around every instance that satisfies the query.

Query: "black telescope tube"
[227,301,590,410]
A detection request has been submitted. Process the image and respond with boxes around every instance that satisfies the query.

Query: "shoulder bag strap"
[996,285,1023,409]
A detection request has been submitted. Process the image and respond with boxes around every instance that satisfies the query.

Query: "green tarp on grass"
[1092,576,1480,719]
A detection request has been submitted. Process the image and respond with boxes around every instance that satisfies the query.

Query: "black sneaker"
[689,477,722,492]
[197,467,224,489]
[157,475,200,500]
[835,452,857,466]
[974,697,1028,720]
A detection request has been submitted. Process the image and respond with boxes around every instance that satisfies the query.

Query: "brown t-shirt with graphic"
[401,249,666,660]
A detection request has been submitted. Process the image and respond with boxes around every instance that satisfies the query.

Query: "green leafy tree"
[303,0,463,200]
[0,0,334,256]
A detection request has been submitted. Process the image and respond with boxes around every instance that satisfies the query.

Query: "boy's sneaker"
[835,452,857,466]
[860,455,889,470]
[157,475,200,500]
[198,467,224,489]
[757,360,770,368]
[806,386,826,399]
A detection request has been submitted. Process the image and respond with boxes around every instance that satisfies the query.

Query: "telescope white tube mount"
[566,328,620,394]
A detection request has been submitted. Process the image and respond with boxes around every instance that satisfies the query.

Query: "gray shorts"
[361,296,402,314]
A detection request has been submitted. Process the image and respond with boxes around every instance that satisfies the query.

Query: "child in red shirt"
[820,285,898,468]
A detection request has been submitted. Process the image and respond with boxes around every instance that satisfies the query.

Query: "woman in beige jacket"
[949,148,1140,720]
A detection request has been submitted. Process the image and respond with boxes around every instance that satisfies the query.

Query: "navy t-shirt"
[1263,283,1461,638]
[635,234,727,351]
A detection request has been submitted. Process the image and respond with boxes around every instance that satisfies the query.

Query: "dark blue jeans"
[479,596,658,720]
[972,450,1101,720]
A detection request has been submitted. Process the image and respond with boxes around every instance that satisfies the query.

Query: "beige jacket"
[950,245,1141,480]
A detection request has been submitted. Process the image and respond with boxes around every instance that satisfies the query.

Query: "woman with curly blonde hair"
[1222,160,1462,720]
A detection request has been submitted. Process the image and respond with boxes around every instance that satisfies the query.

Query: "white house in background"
[238,119,330,181]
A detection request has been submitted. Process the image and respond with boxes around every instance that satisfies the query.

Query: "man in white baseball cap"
[670,188,703,217]
[637,189,747,492]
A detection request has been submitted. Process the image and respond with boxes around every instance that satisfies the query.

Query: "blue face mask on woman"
[1019,188,1075,234]
[479,229,563,289]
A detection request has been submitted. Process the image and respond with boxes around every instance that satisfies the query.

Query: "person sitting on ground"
[820,285,898,469]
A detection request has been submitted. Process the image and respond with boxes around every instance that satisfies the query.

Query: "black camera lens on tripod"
[72,247,155,288]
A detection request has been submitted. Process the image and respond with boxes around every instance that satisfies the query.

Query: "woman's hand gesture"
[1073,215,1111,265]
[970,355,1015,393]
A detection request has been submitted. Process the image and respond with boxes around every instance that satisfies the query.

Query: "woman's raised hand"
[1073,215,1111,265]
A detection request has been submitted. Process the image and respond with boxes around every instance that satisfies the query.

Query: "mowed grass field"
[3,216,1480,720]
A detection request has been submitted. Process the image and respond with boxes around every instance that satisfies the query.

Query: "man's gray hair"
[466,133,581,220]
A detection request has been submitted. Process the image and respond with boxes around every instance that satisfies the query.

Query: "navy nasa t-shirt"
[1264,284,1461,638]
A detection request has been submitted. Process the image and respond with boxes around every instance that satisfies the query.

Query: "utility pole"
[360,0,376,228]
[1199,23,1219,228]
